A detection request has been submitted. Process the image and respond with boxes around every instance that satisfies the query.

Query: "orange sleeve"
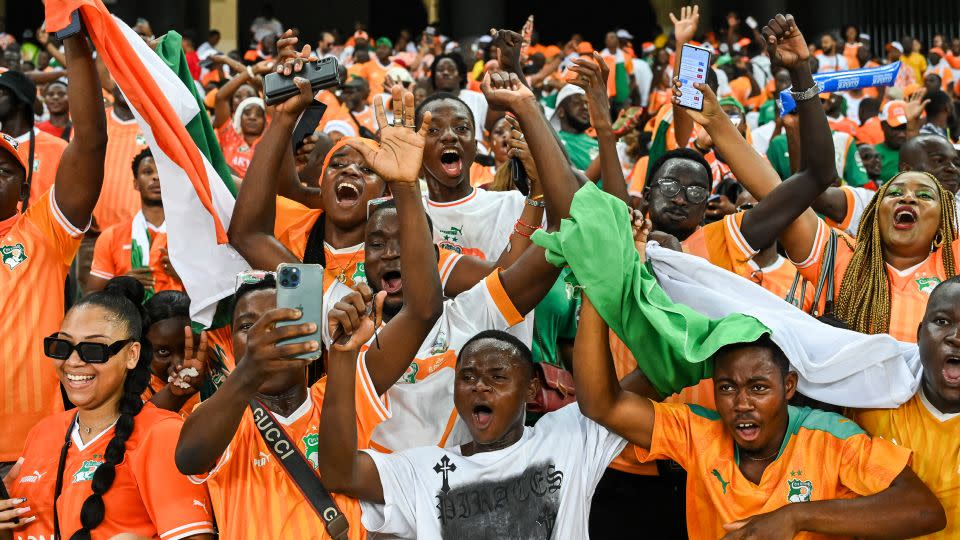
[824,186,856,232]
[627,156,649,195]
[837,433,912,496]
[944,53,960,69]
[793,218,831,284]
[89,224,121,281]
[25,188,85,266]
[274,197,322,260]
[634,402,696,469]
[355,349,391,448]
[484,270,524,327]
[132,413,215,538]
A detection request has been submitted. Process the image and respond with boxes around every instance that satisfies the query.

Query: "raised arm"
[574,293,656,448]
[722,468,944,539]
[569,53,629,204]
[227,75,312,270]
[54,34,106,228]
[670,5,701,152]
[481,71,579,313]
[675,15,836,256]
[175,309,318,475]
[211,55,259,129]
[341,88,444,395]
[316,299,384,503]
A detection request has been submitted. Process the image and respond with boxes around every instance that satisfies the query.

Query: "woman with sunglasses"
[1,277,213,540]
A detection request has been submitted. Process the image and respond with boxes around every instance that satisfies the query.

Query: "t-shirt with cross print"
[358,403,626,539]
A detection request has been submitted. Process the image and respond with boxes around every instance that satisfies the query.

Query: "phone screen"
[677,44,711,111]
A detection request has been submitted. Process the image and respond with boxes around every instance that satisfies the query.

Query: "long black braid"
[53,277,153,540]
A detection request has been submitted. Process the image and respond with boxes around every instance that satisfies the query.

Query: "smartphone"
[53,11,83,40]
[677,43,713,111]
[291,100,328,151]
[263,57,345,106]
[276,263,324,360]
[511,156,530,196]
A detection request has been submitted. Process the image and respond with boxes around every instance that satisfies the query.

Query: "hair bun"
[102,276,146,306]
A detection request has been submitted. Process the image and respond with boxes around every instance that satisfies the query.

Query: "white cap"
[445,41,460,53]
[477,35,493,45]
[616,29,634,40]
[859,33,871,41]
[886,41,904,54]
[549,84,586,130]
[323,120,357,138]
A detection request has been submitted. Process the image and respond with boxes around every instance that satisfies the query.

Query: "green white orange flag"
[45,0,252,325]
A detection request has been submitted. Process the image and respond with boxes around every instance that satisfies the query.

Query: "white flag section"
[646,243,921,409]
[113,18,251,325]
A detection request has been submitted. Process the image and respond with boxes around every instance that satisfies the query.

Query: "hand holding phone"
[263,57,345,106]
[291,100,328,151]
[676,43,712,111]
[276,264,325,360]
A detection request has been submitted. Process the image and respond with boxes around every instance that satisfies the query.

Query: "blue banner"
[778,61,901,116]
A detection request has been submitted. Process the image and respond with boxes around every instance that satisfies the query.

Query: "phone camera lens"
[280,279,290,287]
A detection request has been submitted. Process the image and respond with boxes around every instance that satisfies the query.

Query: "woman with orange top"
[470,115,512,188]
[2,278,213,540]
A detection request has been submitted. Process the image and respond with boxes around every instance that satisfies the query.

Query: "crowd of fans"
[0,3,958,539]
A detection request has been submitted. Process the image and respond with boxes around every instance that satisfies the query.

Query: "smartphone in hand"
[276,263,325,360]
[676,43,713,112]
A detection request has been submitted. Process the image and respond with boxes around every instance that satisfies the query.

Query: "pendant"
[336,272,347,283]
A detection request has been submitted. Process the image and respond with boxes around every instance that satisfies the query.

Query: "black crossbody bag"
[249,399,350,539]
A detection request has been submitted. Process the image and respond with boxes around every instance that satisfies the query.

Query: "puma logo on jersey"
[193,499,208,513]
[711,469,730,494]
[253,451,271,467]
[18,469,45,484]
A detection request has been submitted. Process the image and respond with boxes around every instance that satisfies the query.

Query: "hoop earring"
[932,231,944,251]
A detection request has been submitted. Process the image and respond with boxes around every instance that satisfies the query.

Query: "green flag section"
[645,109,673,181]
[154,31,237,197]
[531,182,770,396]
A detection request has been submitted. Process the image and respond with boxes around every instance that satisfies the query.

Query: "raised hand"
[328,284,384,352]
[568,53,612,129]
[343,86,431,183]
[168,327,209,397]
[672,78,725,128]
[489,28,524,75]
[670,5,701,45]
[238,308,319,379]
[905,88,930,122]
[506,115,540,191]
[761,14,809,70]
[481,70,536,112]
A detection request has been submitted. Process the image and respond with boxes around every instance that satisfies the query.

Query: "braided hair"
[835,171,958,334]
[60,277,153,540]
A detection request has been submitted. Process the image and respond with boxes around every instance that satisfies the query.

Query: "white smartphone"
[677,43,713,111]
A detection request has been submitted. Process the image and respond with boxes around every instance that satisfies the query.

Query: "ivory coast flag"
[46,0,252,325]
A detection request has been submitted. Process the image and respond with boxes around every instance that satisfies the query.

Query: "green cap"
[718,96,745,114]
[376,37,393,49]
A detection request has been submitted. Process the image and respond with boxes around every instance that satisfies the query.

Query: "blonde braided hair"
[835,171,957,334]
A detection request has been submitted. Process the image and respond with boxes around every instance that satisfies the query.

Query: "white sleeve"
[554,405,628,489]
[359,450,420,536]
[444,272,524,334]
[321,282,352,348]
[845,186,875,236]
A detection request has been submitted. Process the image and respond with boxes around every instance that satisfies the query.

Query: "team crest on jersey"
[238,144,250,153]
[401,361,420,384]
[916,277,941,295]
[786,478,813,502]
[136,133,147,146]
[352,262,367,283]
[429,330,449,355]
[72,460,103,483]
[32,159,40,172]
[1,243,27,269]
[302,433,319,469]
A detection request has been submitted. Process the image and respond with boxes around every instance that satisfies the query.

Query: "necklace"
[329,249,363,284]
[77,414,119,436]
[741,447,779,462]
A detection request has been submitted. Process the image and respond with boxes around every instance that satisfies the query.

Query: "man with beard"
[549,83,597,171]
[815,32,849,73]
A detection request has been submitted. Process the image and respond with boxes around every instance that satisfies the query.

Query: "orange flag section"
[45,0,229,243]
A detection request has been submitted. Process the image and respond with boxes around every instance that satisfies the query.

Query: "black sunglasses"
[655,179,709,204]
[44,335,134,364]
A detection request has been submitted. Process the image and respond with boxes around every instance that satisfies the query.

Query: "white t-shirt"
[814,53,849,73]
[425,188,527,261]
[360,404,627,539]
[631,58,653,107]
[750,121,777,156]
[322,271,527,452]
[458,89,489,142]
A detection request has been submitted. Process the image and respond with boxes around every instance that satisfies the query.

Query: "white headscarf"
[232,96,266,133]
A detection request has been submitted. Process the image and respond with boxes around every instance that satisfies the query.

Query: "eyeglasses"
[235,270,275,293]
[44,335,134,364]
[655,179,709,204]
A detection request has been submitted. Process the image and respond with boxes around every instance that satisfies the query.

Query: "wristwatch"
[789,84,821,102]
